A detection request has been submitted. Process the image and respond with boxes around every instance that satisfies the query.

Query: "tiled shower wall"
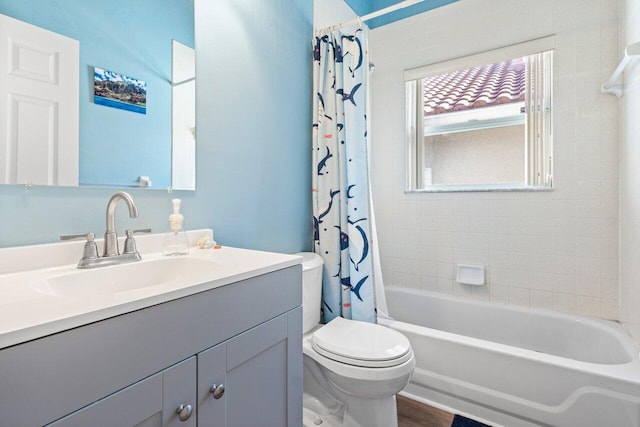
[370,0,620,320]
[620,0,640,339]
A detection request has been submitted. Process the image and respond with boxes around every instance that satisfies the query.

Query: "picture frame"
[93,67,147,114]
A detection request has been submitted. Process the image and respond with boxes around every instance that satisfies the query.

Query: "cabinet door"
[198,308,302,427]
[162,356,197,427]
[47,357,196,427]
[197,342,227,426]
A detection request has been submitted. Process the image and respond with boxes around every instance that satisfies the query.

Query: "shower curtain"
[312,25,386,324]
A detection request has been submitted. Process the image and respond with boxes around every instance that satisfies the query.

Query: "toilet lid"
[311,317,412,368]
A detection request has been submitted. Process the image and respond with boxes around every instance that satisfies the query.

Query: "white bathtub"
[380,287,640,427]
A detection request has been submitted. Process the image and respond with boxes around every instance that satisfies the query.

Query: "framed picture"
[94,67,147,114]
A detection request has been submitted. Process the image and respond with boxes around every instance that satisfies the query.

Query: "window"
[405,38,554,192]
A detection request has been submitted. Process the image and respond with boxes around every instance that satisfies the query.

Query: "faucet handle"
[60,233,99,262]
[123,229,151,255]
[60,232,95,242]
[127,228,152,236]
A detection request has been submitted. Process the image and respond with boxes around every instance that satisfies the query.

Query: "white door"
[0,14,79,186]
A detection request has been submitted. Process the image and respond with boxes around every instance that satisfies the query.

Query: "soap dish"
[456,264,485,286]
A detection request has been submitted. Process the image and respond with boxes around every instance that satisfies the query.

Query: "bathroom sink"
[0,229,303,351]
[31,256,218,298]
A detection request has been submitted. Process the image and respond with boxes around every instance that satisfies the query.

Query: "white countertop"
[0,229,302,350]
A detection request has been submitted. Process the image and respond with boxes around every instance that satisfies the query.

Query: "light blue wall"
[0,0,313,254]
[193,0,313,252]
[0,0,194,189]
[343,0,458,28]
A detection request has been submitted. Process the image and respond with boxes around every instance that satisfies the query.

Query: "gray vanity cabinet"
[48,308,302,427]
[0,265,302,427]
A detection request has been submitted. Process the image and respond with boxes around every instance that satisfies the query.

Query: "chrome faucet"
[61,191,150,269]
[103,191,138,257]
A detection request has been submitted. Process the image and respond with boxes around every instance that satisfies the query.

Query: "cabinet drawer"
[48,357,196,427]
[47,373,163,427]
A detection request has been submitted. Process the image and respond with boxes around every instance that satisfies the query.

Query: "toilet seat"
[311,317,412,368]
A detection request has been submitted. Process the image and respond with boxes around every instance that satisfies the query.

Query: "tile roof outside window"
[423,58,526,116]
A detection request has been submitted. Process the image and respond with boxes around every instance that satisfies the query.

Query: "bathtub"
[380,287,640,427]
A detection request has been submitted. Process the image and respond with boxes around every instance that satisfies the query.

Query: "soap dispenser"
[162,198,189,256]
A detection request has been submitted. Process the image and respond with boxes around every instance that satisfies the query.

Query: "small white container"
[162,199,189,256]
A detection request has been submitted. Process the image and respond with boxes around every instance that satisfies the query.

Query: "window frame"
[404,36,555,193]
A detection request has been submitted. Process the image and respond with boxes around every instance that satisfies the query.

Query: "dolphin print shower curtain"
[312,25,376,324]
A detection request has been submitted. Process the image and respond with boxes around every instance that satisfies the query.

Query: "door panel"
[0,14,78,186]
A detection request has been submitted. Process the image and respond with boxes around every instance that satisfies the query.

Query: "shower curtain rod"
[337,0,426,27]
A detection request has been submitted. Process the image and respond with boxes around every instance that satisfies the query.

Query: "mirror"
[0,0,195,190]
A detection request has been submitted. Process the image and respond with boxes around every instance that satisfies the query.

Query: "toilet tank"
[295,252,323,334]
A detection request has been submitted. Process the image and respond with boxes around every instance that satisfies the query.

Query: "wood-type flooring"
[397,395,455,427]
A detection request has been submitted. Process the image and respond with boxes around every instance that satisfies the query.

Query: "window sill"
[405,184,553,193]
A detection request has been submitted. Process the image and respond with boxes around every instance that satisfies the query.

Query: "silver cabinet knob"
[176,404,193,422]
[210,384,225,399]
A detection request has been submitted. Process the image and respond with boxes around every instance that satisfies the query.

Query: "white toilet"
[297,252,415,427]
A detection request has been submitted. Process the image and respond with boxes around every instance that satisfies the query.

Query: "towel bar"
[602,41,640,97]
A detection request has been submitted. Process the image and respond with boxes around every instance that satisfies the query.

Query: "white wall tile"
[437,278,454,294]
[489,250,510,269]
[553,293,578,314]
[368,0,620,323]
[577,295,603,318]
[528,272,555,292]
[531,290,555,310]
[621,0,640,342]
[488,267,509,286]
